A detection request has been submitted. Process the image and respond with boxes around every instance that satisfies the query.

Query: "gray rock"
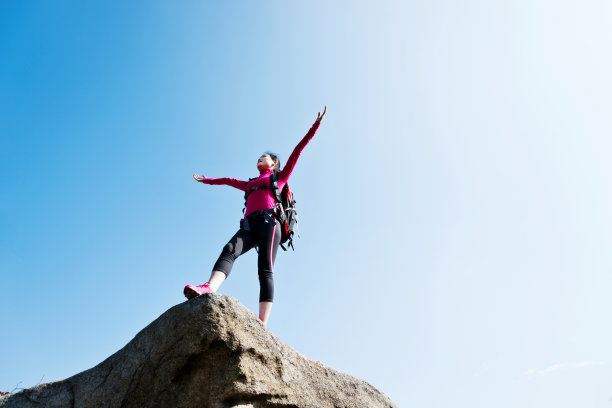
[0,294,397,408]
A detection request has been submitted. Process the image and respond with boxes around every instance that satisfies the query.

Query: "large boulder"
[0,294,397,408]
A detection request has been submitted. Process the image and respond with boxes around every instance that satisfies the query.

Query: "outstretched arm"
[193,174,247,191]
[278,106,326,183]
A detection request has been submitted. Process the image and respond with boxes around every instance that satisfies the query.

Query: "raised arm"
[278,106,326,183]
[193,174,247,191]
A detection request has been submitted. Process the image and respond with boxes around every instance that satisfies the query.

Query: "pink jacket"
[200,120,321,217]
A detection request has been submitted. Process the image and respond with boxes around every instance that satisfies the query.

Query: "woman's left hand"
[316,105,327,123]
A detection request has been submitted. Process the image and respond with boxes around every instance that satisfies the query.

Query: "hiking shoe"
[183,282,212,299]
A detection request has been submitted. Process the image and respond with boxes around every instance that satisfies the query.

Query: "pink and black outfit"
[199,120,320,302]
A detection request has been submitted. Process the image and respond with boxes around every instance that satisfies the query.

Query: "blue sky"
[2,1,611,407]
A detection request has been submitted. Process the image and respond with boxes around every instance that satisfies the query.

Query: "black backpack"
[242,171,299,251]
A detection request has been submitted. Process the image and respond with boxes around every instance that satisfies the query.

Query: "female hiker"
[184,106,327,327]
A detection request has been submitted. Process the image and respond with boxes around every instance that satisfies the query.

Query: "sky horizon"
[2,1,612,407]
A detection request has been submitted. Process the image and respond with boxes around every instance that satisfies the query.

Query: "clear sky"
[1,1,611,407]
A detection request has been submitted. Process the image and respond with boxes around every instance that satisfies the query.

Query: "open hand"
[316,105,327,123]
[193,174,207,182]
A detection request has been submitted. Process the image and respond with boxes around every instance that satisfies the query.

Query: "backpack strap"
[280,237,295,252]
[269,172,287,224]
[270,172,282,203]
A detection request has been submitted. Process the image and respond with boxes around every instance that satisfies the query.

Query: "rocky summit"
[0,293,397,408]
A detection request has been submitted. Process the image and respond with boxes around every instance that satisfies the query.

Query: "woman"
[185,106,327,327]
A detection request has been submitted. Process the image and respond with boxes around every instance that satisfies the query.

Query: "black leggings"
[212,215,281,302]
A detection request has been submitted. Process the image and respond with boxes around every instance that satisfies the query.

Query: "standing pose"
[185,106,327,327]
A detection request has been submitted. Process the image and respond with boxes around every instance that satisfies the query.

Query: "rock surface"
[0,294,397,408]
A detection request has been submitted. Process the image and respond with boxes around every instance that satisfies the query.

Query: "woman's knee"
[213,243,238,277]
[223,241,233,254]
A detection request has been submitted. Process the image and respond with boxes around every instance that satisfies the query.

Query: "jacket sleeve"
[200,177,248,191]
[278,120,321,183]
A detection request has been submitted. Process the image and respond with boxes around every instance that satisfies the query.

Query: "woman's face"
[257,154,276,171]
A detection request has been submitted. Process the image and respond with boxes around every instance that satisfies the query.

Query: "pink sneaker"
[183,282,213,299]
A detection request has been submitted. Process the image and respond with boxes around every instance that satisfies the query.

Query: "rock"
[0,294,397,408]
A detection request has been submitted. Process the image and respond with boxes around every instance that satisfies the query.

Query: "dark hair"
[267,153,282,172]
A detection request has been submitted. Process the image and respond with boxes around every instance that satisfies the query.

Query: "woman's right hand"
[193,174,207,182]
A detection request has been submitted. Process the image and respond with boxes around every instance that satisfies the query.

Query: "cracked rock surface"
[0,294,397,408]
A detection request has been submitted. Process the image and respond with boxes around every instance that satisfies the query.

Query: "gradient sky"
[2,1,611,407]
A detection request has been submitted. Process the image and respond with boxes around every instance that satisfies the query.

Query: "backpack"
[242,171,299,251]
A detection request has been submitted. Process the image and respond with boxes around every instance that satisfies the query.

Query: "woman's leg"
[209,227,255,291]
[207,270,227,292]
[253,217,282,326]
[259,301,273,325]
